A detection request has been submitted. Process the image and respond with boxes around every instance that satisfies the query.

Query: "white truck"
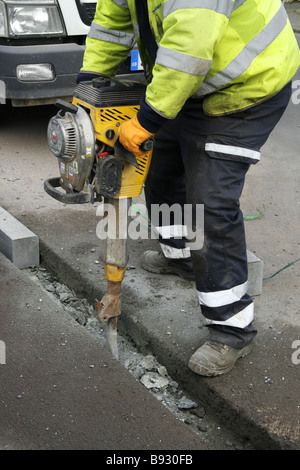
[0,0,142,107]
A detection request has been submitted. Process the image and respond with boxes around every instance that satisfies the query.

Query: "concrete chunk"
[247,250,263,297]
[0,207,39,269]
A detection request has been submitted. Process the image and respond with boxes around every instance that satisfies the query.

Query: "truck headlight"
[0,1,65,37]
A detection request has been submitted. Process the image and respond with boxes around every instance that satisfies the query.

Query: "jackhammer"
[44,78,153,358]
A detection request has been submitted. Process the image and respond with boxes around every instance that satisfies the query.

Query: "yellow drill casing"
[72,85,152,200]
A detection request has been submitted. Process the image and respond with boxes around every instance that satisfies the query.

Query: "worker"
[77,0,300,376]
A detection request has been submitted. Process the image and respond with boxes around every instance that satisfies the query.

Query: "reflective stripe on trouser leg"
[160,242,190,259]
[182,138,256,347]
[144,114,191,259]
[145,116,256,347]
[192,205,255,344]
[154,225,190,259]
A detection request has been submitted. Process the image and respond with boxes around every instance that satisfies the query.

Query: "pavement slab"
[0,252,207,451]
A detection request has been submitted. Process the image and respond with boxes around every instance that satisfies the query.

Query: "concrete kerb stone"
[247,250,264,297]
[0,206,39,269]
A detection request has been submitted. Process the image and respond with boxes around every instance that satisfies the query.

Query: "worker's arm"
[120,6,230,155]
[80,0,135,79]
[138,6,230,131]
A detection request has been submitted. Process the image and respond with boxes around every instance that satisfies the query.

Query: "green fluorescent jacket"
[81,0,300,118]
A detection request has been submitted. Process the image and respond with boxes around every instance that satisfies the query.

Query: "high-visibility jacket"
[81,0,300,118]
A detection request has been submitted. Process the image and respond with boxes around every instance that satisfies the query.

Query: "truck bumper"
[0,43,85,106]
[0,42,145,107]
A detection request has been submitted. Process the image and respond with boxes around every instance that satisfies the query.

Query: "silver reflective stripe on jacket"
[88,22,135,48]
[194,3,288,97]
[156,46,212,76]
[233,0,248,11]
[132,22,140,39]
[111,0,129,8]
[163,0,234,19]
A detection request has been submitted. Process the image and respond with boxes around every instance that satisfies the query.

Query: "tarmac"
[0,252,207,451]
[0,2,300,452]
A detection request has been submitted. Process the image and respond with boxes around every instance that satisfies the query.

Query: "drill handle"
[114,137,154,169]
[140,138,154,152]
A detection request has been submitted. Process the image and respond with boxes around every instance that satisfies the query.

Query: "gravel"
[25,266,254,450]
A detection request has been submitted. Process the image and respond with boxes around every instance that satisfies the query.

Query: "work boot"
[140,250,194,280]
[188,340,253,377]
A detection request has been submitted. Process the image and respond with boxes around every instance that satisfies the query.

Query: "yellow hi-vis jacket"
[81,0,300,118]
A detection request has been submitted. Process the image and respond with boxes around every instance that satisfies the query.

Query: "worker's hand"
[119,116,154,158]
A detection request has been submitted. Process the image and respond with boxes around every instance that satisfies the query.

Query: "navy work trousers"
[144,83,292,348]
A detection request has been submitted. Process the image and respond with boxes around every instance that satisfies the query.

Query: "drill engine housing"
[45,78,152,203]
